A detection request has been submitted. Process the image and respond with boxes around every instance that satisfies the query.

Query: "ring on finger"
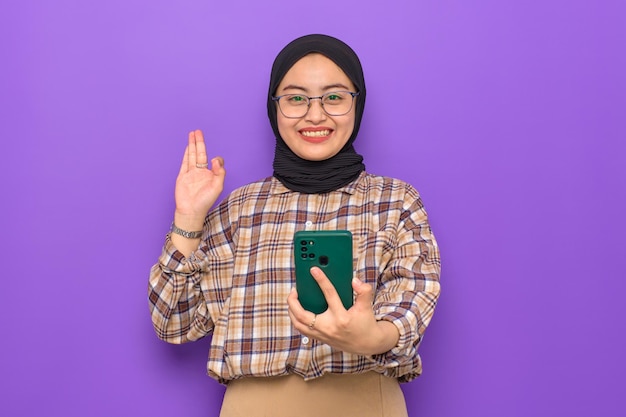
[308,314,317,330]
[196,163,209,169]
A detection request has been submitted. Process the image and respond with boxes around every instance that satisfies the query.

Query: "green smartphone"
[294,230,354,314]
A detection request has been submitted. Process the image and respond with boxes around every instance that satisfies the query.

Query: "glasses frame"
[272,91,360,119]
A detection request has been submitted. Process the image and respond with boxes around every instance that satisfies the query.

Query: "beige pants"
[219,372,409,417]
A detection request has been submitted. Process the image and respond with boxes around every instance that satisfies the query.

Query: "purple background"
[1,1,625,416]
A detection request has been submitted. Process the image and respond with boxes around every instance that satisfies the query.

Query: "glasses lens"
[278,94,309,118]
[321,91,354,116]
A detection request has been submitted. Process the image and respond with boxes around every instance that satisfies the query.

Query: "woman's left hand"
[287,267,399,356]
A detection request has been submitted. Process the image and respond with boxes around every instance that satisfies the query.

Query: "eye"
[323,92,345,104]
[287,95,307,103]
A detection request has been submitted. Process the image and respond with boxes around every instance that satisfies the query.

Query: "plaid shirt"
[149,172,441,383]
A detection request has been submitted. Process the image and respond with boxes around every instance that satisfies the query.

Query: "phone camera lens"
[308,253,315,258]
[301,247,308,252]
[301,253,308,259]
[300,240,307,246]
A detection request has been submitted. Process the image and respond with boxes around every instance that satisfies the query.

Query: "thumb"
[352,277,374,307]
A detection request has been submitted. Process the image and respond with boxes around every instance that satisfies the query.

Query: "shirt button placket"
[295,334,313,375]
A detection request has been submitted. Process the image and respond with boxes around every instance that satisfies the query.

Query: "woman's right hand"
[173,130,226,233]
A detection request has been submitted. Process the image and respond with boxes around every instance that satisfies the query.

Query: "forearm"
[348,320,399,356]
[148,270,196,343]
[148,239,212,343]
[170,211,205,258]
[370,320,400,355]
[371,278,440,364]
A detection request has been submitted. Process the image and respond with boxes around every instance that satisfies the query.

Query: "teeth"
[301,130,330,137]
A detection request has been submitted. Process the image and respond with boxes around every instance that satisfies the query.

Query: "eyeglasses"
[272,91,359,118]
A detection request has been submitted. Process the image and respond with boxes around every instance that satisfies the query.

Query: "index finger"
[287,287,308,317]
[309,267,346,311]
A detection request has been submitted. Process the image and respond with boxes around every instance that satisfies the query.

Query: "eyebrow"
[279,83,352,93]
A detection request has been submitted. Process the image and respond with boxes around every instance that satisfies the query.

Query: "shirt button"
[305,221,313,228]
[301,336,310,345]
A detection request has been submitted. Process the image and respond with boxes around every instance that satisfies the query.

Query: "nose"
[305,98,327,122]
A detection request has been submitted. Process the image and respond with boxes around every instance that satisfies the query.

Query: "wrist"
[170,222,203,239]
[173,211,205,232]
[372,320,400,354]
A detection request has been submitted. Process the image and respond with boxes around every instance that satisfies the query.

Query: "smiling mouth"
[300,129,332,138]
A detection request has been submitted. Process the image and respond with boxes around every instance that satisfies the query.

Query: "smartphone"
[294,230,354,314]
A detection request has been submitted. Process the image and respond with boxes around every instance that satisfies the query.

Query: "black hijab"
[267,34,366,194]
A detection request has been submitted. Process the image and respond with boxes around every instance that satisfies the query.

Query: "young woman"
[149,34,441,417]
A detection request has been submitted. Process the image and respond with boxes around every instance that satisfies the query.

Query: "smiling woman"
[274,53,358,161]
[148,34,441,417]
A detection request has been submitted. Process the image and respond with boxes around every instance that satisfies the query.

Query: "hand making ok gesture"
[171,130,226,255]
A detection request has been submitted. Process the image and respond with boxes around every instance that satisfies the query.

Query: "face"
[275,53,357,161]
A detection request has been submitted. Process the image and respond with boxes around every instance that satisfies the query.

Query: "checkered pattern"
[149,172,441,383]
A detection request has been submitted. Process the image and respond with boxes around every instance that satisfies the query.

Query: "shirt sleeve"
[147,234,215,344]
[370,184,441,377]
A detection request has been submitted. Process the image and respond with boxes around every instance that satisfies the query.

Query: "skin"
[287,269,400,356]
[170,129,225,257]
[275,53,357,162]
[171,54,399,356]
